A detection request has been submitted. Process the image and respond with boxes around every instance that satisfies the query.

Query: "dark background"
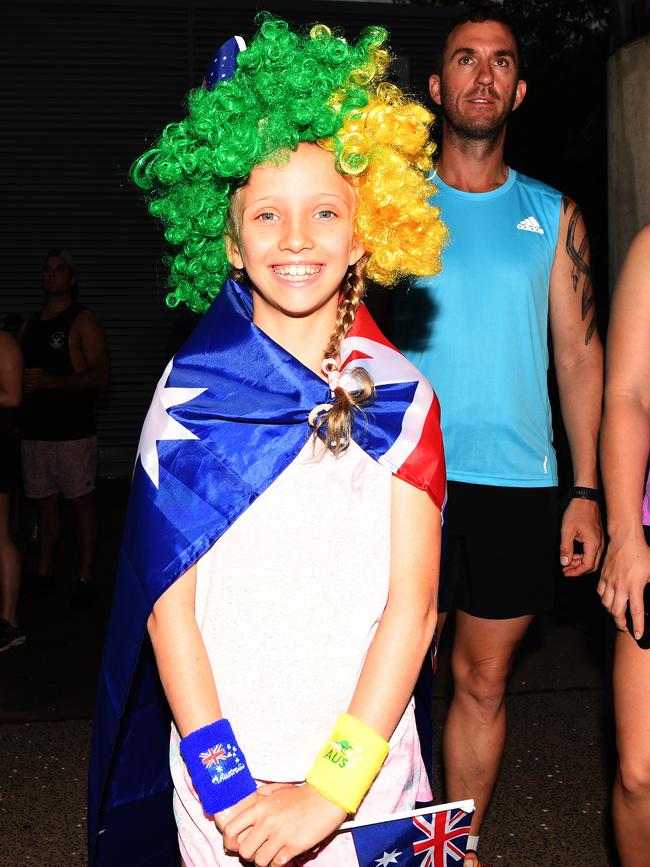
[1,0,641,480]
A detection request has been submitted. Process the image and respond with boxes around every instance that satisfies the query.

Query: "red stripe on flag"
[348,303,395,350]
[396,392,446,512]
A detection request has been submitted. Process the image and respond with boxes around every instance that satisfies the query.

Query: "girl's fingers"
[611,589,630,632]
[237,824,271,864]
[223,807,256,851]
[628,585,647,639]
[272,845,299,866]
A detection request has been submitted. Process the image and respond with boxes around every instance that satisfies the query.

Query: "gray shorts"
[21,436,97,500]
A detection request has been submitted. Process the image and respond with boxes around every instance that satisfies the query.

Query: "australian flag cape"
[88,278,446,866]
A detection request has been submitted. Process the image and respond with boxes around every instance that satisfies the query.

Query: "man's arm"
[24,310,109,392]
[0,332,23,408]
[549,196,604,576]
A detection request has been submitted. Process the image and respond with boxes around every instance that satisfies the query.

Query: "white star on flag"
[375,850,401,866]
[136,358,207,488]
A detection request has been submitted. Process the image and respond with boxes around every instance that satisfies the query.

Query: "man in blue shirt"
[396,11,604,866]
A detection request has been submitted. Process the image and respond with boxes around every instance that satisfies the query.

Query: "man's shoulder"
[513,170,563,202]
[0,329,20,354]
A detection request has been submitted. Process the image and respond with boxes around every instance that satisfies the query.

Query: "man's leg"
[612,628,650,866]
[443,611,533,836]
[34,493,60,578]
[69,491,96,578]
[21,440,59,581]
[56,436,97,583]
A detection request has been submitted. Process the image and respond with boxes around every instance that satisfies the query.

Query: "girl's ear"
[225,234,244,270]
[348,236,366,268]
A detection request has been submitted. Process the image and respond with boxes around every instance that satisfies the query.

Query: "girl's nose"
[280,215,313,252]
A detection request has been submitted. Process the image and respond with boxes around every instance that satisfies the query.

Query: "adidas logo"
[516,216,544,234]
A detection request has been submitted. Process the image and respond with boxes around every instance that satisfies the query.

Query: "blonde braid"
[313,259,375,455]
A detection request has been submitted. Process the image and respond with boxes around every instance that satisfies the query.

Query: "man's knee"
[452,652,510,712]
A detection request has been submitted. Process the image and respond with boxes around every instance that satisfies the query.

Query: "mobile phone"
[625,583,650,649]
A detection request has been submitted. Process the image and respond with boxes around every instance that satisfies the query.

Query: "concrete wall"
[607,34,650,288]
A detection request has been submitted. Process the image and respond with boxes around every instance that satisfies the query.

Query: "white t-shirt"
[192,437,412,781]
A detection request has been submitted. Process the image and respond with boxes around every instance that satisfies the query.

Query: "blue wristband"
[179,719,257,814]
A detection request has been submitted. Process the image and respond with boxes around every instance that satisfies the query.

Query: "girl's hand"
[222,782,347,866]
[213,790,260,834]
[598,533,650,635]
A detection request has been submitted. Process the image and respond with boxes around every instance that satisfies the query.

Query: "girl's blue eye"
[257,212,278,222]
[316,209,335,220]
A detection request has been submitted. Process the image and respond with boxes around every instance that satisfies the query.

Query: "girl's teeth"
[274,265,320,278]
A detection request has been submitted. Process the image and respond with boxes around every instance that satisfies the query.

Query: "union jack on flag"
[200,745,227,769]
[412,809,473,866]
[341,303,446,511]
[346,801,474,867]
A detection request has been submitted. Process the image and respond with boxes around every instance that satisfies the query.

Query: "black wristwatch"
[569,486,602,504]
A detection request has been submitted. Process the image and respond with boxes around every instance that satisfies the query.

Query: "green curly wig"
[132,14,446,313]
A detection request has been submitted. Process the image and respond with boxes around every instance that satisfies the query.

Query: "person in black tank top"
[19,249,109,609]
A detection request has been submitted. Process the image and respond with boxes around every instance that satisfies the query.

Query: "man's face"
[42,256,76,296]
[429,20,526,141]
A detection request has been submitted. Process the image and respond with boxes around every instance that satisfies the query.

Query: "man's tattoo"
[562,195,595,345]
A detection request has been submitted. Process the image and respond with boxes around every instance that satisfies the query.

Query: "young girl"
[89,17,447,867]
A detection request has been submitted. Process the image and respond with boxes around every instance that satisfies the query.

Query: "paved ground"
[0,480,621,866]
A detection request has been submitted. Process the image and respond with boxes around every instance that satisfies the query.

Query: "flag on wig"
[88,278,445,866]
[344,801,474,867]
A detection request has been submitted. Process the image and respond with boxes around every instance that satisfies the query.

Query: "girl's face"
[226,142,365,330]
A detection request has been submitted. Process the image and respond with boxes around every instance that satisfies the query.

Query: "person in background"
[599,224,650,867]
[395,9,604,865]
[0,327,24,651]
[19,248,109,608]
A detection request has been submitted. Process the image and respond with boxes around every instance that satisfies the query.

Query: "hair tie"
[322,358,341,396]
[308,403,333,428]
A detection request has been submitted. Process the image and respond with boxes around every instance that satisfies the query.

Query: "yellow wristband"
[305,713,389,814]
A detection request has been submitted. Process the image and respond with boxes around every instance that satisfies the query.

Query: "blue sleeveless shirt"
[396,169,562,487]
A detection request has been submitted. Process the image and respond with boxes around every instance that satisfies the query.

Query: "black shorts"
[0,433,19,494]
[438,481,559,619]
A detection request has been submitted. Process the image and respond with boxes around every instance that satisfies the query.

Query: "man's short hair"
[45,247,79,295]
[434,4,524,77]
[45,247,77,277]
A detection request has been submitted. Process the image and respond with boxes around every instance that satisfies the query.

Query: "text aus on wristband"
[306,713,389,814]
[179,718,256,814]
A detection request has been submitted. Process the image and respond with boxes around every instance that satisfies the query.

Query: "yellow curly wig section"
[320,72,448,286]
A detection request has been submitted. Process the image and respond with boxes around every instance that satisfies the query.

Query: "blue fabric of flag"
[202,35,245,89]
[88,278,440,865]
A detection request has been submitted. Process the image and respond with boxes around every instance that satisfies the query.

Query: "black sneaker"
[71,576,97,611]
[0,618,27,652]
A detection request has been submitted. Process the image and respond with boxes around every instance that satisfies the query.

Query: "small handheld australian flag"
[342,800,475,867]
